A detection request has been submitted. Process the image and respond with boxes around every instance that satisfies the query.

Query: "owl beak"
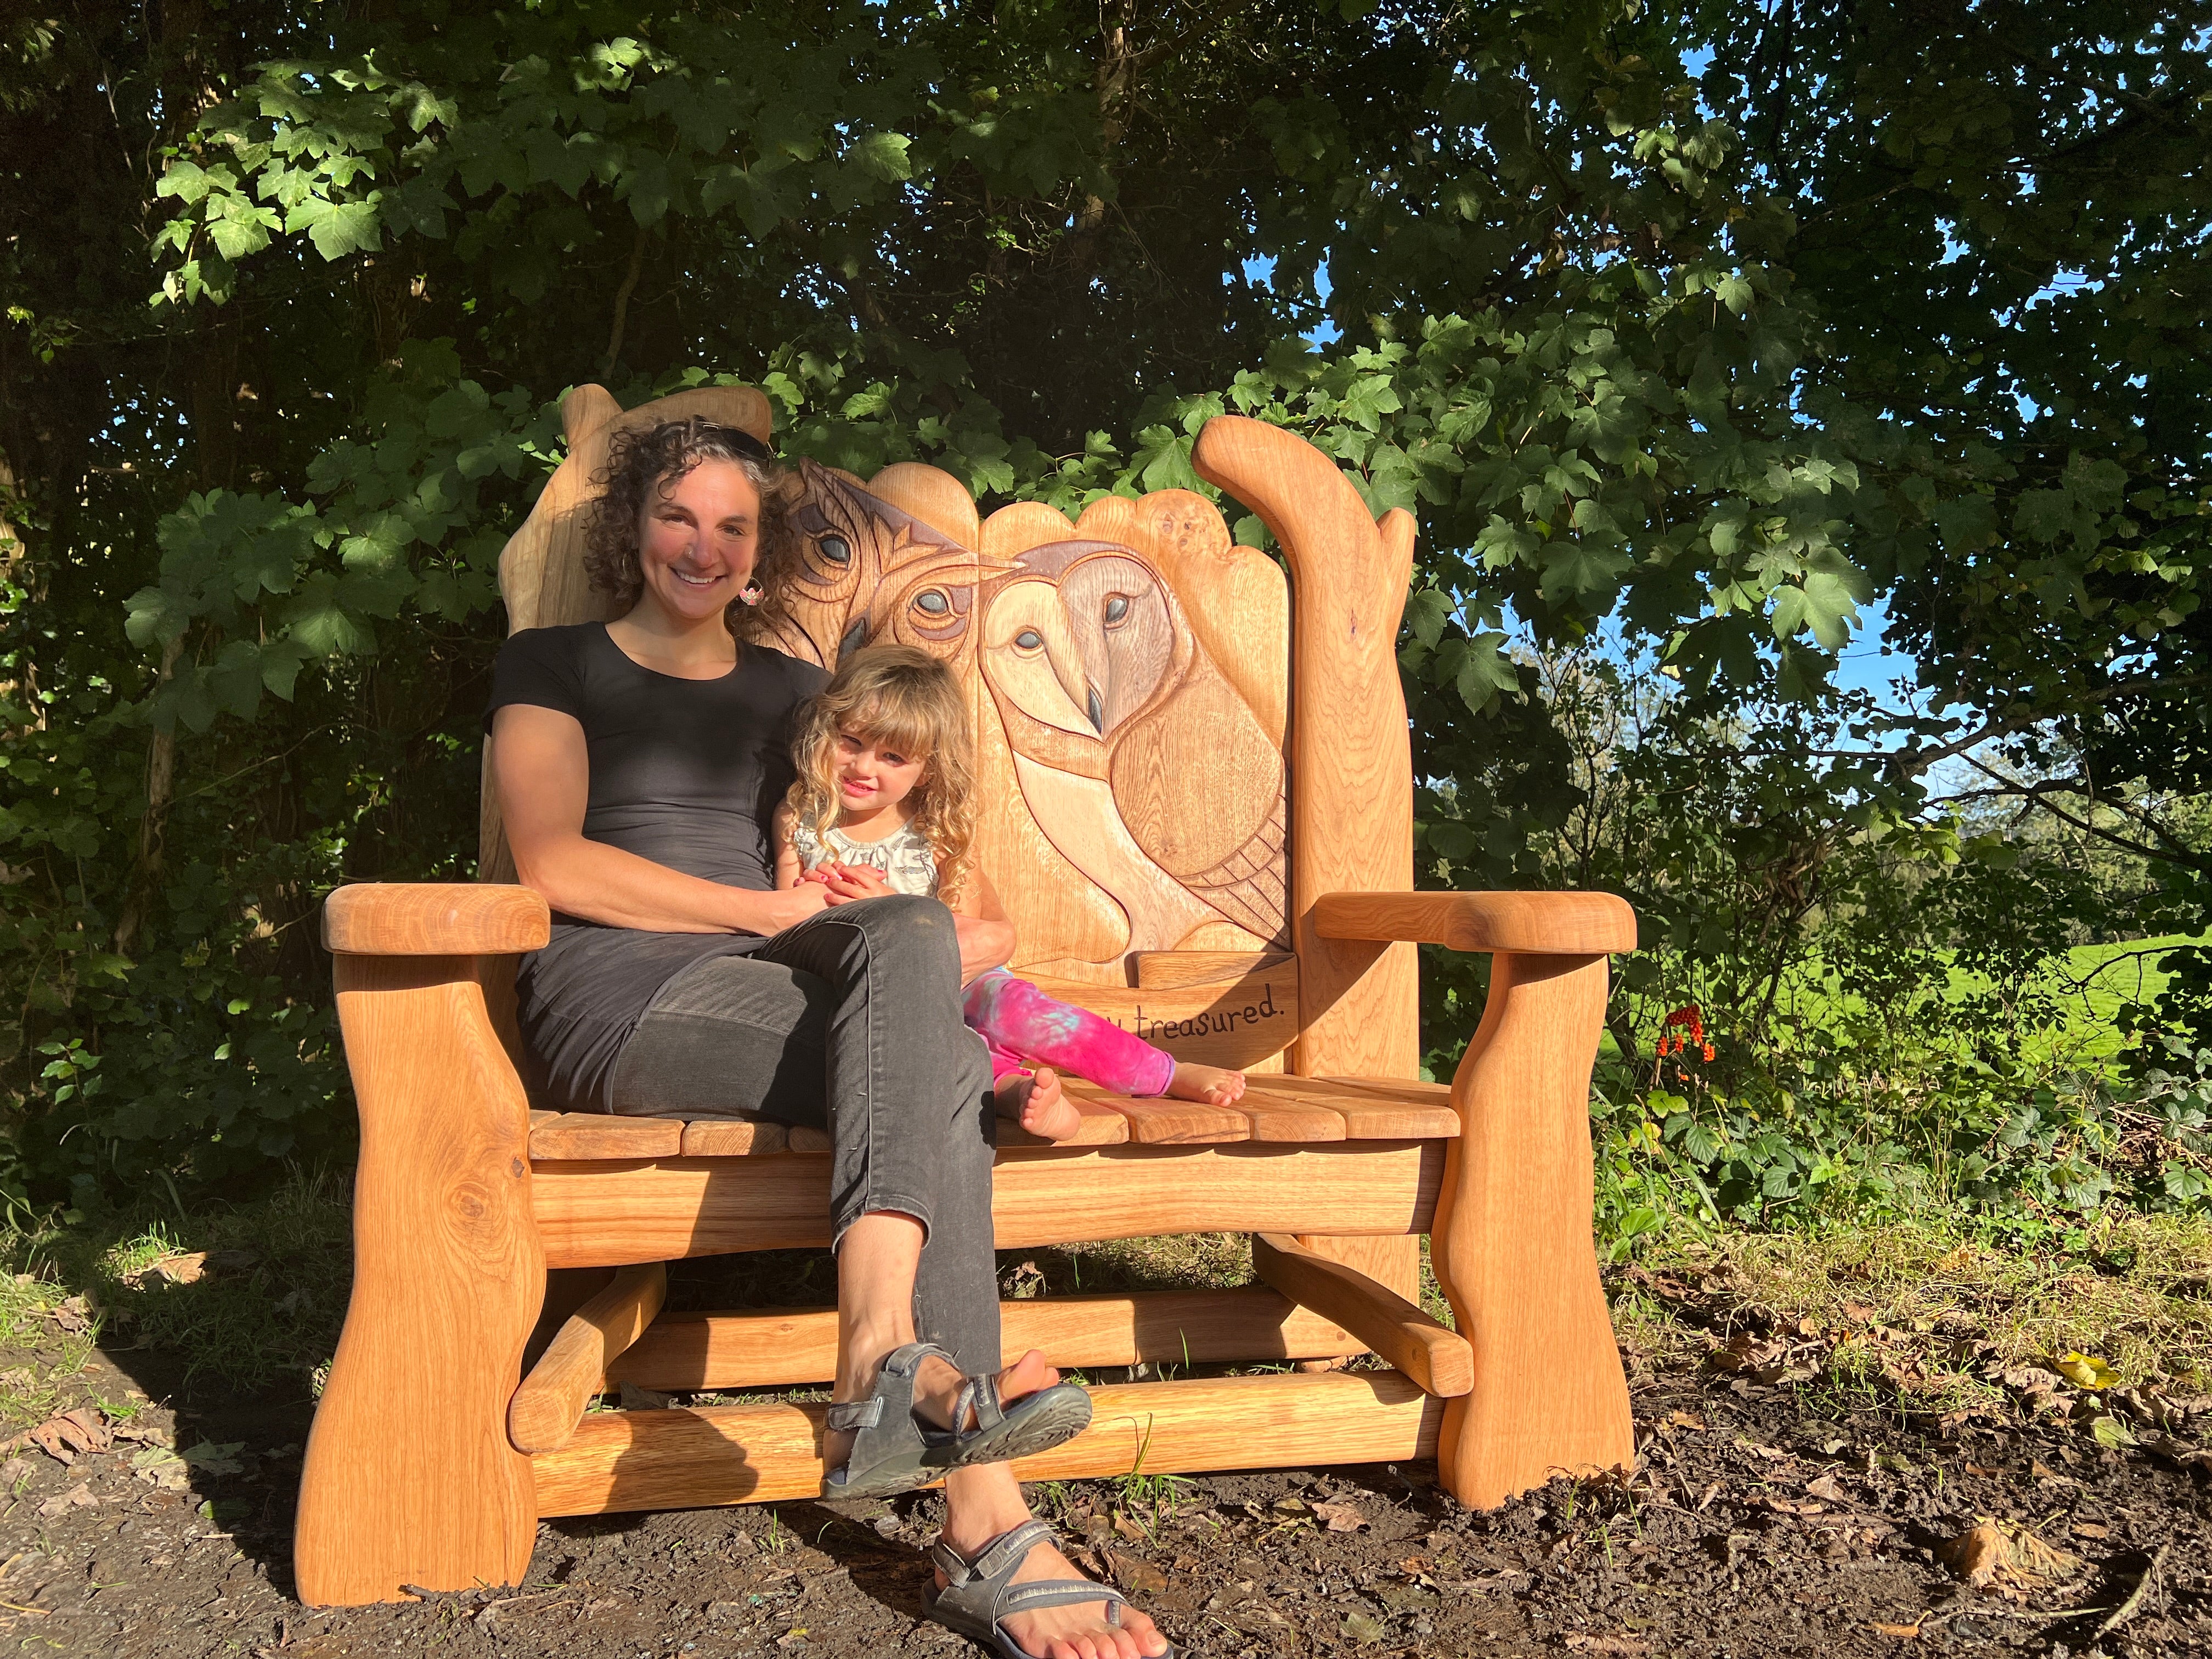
[1086,685,1105,734]
[837,614,872,662]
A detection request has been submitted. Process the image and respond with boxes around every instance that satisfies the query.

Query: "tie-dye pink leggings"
[962,970,1176,1098]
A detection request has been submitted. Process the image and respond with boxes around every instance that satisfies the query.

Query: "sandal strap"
[824,1399,881,1431]
[951,1372,1006,1435]
[997,1580,1130,1620]
[929,1517,1059,1589]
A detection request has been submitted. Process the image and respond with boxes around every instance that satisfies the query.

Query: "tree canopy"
[0,0,2204,1205]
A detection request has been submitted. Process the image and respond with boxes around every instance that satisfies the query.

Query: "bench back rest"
[485,384,1421,1079]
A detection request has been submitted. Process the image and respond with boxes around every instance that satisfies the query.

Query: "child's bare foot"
[995,1066,1082,1141]
[1166,1062,1245,1105]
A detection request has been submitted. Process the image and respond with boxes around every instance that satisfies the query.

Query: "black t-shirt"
[484,623,830,1110]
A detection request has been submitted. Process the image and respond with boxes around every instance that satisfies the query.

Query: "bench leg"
[1431,951,1633,1509]
[295,955,545,1605]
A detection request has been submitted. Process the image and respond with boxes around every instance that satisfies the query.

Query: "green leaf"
[287,196,382,260]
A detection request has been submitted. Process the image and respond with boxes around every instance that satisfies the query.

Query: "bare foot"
[827,1348,1064,1472]
[1165,1061,1245,1105]
[936,1530,1171,1659]
[995,1066,1082,1141]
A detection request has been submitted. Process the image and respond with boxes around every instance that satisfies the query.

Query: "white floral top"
[789,819,940,898]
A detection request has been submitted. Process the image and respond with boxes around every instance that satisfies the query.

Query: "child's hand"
[819,862,896,904]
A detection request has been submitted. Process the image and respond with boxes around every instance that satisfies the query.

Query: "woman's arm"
[493,703,828,935]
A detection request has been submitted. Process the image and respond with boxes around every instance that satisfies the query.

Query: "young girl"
[774,646,1247,1141]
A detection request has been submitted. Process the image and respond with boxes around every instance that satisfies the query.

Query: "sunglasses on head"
[695,420,775,464]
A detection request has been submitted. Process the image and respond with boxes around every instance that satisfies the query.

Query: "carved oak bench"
[292,388,1636,1605]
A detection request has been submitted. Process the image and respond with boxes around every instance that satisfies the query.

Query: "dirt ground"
[2,1262,2209,1659]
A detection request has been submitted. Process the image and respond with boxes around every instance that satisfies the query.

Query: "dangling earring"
[738,579,764,608]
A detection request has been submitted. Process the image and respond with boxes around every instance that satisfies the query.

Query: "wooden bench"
[292,387,1637,1605]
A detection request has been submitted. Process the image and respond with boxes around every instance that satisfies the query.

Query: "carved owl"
[769,459,989,670]
[978,540,1288,948]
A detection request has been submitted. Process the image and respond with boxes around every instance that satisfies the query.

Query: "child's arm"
[771,804,804,891]
[951,865,1015,984]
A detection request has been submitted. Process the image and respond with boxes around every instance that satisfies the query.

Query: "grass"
[0,1165,352,1404]
[1607,1208,2212,1415]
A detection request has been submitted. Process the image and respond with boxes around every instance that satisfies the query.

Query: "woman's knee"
[845,893,960,968]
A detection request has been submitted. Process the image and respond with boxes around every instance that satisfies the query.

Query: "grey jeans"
[605,894,1002,1373]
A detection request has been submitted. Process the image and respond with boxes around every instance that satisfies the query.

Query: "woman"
[487,417,1169,1659]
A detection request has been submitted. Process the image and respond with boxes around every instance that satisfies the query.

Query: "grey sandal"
[926,1519,1178,1659]
[822,1344,1093,1500]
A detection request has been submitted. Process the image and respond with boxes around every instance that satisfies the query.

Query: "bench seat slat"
[527,1075,1455,1162]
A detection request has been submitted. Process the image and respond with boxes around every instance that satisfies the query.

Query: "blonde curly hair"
[785,646,975,905]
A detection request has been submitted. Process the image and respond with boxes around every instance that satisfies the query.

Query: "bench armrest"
[323,883,552,956]
[1312,890,1635,955]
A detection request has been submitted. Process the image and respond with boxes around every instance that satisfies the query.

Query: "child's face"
[832,727,928,818]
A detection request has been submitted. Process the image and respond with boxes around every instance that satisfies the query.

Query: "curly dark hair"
[582,417,803,642]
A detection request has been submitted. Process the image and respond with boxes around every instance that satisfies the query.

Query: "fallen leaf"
[1666,1410,1705,1430]
[2089,1413,2136,1449]
[1941,1524,2006,1589]
[1110,1511,1146,1543]
[618,1382,670,1411]
[1311,1500,1365,1532]
[1803,1474,1849,1502]
[1105,1550,1165,1596]
[132,1252,208,1288]
[2071,1521,2109,1538]
[1339,1609,1387,1645]
[179,1441,244,1475]
[129,1446,191,1491]
[9,1408,111,1466]
[1871,1619,1923,1638]
[2055,1352,2120,1390]
[47,1297,89,1334]
[36,1483,95,1517]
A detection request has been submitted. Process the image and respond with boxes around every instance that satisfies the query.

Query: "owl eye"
[1103,594,1131,626]
[1013,629,1045,651]
[915,589,950,616]
[819,534,852,566]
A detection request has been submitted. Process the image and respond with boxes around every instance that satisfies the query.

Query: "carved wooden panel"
[492,386,1294,985]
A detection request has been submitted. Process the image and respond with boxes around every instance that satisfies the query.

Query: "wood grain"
[530,1141,1447,1267]
[979,500,1078,563]
[1313,890,1638,956]
[788,1124,832,1153]
[860,461,981,549]
[294,955,543,1605]
[507,1262,667,1454]
[1082,1088,1252,1146]
[324,884,551,957]
[1189,419,1420,1080]
[1027,966,1300,1073]
[1432,952,1635,1508]
[1229,1080,1350,1143]
[1252,1233,1471,1398]
[1133,951,1293,990]
[528,1112,683,1161]
[678,1116,789,1156]
[1250,1074,1461,1139]
[607,1289,1365,1391]
[532,1372,1440,1515]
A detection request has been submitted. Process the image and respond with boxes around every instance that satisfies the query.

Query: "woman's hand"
[738,882,833,934]
[816,862,897,904]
